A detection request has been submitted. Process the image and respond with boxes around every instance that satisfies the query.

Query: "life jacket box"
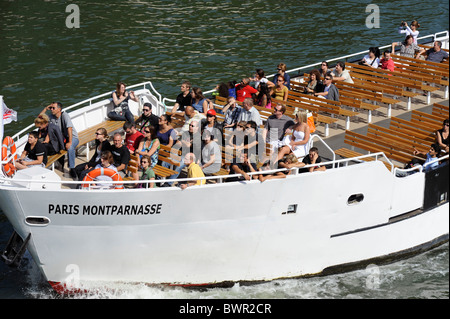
[11,166,61,190]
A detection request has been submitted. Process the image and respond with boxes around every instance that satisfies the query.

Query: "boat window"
[25,217,50,226]
[347,194,364,205]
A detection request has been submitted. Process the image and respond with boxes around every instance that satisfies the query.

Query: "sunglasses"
[95,132,102,135]
[141,161,148,164]
[48,107,55,110]
[143,109,150,112]
[324,78,331,81]
[144,130,151,133]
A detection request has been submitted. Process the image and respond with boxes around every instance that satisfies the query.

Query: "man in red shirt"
[123,122,144,153]
[235,78,258,102]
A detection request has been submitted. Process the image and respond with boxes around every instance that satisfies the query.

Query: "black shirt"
[24,141,47,165]
[110,145,130,168]
[175,92,192,112]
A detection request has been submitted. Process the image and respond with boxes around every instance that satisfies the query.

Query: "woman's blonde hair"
[294,109,308,123]
[34,114,49,126]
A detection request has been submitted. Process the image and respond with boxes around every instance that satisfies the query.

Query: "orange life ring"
[1,136,17,177]
[81,167,124,189]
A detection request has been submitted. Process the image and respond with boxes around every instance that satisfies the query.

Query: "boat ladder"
[1,231,31,267]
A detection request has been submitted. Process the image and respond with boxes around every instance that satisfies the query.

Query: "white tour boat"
[0,32,449,294]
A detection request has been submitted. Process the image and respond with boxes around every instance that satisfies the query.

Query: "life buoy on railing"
[81,167,124,189]
[1,136,17,177]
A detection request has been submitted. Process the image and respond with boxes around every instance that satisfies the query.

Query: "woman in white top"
[250,68,274,89]
[276,110,311,162]
[361,47,381,68]
[398,20,420,44]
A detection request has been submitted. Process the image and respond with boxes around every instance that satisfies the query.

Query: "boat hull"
[1,161,448,290]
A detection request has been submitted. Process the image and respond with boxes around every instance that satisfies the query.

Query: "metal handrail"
[1,151,403,189]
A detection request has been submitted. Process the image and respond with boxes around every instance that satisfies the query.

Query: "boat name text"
[48,204,162,216]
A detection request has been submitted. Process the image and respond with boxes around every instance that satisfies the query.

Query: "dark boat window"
[347,194,364,205]
[25,217,50,226]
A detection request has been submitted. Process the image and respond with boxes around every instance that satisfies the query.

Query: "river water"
[0,0,448,300]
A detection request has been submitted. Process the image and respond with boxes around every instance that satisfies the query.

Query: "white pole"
[0,95,4,145]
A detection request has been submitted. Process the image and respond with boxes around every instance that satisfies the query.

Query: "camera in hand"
[400,21,406,27]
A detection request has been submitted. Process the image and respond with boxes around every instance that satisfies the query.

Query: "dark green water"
[0,0,448,299]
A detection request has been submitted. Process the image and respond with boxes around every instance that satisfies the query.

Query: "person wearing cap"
[201,108,224,145]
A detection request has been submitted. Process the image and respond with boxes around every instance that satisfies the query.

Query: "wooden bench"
[346,62,438,109]
[410,110,446,130]
[432,103,449,118]
[343,130,424,165]
[367,124,429,154]
[45,119,127,169]
[389,117,436,144]
[334,147,395,170]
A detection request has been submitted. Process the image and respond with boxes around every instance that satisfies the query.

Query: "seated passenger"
[299,147,326,173]
[319,61,331,78]
[200,130,222,175]
[139,154,156,188]
[271,75,289,102]
[331,62,353,83]
[157,114,177,148]
[423,41,449,63]
[391,35,424,59]
[264,104,295,150]
[227,120,247,153]
[379,50,395,72]
[181,106,206,133]
[314,74,339,101]
[222,96,242,130]
[191,87,212,115]
[170,81,192,115]
[360,47,381,68]
[254,82,273,109]
[243,120,265,164]
[272,63,291,90]
[123,122,144,154]
[201,109,224,144]
[135,102,159,133]
[180,153,205,189]
[135,125,160,169]
[93,150,118,189]
[250,68,275,89]
[258,160,287,182]
[276,110,311,163]
[226,151,258,182]
[235,78,258,102]
[405,144,441,172]
[304,69,324,95]
[237,98,262,126]
[74,128,111,180]
[110,132,130,178]
[108,82,137,123]
[34,114,65,156]
[15,131,47,170]
[436,118,449,154]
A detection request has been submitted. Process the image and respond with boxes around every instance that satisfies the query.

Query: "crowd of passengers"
[16,36,449,187]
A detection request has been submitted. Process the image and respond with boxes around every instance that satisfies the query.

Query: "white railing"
[201,31,449,96]
[1,151,405,189]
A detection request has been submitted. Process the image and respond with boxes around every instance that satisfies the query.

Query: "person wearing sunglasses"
[314,74,339,101]
[136,102,159,133]
[74,128,111,180]
[436,118,449,154]
[272,63,291,90]
[39,101,79,178]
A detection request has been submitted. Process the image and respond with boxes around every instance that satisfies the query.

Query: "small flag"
[2,100,17,125]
